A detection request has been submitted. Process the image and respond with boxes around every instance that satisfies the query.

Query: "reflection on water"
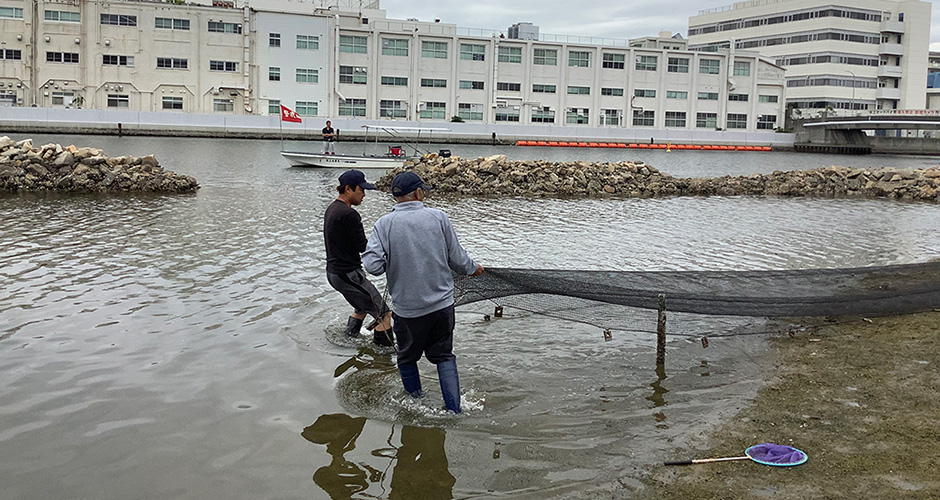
[304,413,454,500]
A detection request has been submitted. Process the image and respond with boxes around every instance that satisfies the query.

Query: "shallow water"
[2,134,939,499]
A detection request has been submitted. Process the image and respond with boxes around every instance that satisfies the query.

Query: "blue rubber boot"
[436,360,461,414]
[398,362,423,397]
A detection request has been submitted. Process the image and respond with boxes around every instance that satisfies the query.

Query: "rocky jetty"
[0,136,199,194]
[377,154,940,202]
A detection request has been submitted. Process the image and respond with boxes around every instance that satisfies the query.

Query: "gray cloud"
[381,0,939,50]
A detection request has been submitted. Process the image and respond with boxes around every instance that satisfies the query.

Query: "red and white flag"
[280,105,302,123]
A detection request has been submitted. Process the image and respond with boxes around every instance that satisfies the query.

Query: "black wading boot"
[373,329,394,347]
[344,316,364,338]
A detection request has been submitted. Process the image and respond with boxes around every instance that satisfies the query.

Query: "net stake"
[656,294,667,366]
[494,306,503,318]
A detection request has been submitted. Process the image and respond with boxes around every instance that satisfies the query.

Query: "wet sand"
[630,311,940,499]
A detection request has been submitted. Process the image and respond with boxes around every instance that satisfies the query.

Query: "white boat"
[281,125,451,169]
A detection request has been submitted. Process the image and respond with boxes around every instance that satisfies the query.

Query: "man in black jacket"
[324,169,393,346]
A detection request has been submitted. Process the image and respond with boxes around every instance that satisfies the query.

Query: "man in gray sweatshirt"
[363,172,483,413]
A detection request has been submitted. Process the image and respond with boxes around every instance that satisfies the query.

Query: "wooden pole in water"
[656,293,666,366]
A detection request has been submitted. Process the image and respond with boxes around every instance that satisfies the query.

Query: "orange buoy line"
[515,140,771,151]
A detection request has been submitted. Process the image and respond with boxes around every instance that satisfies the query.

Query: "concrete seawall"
[0,107,793,147]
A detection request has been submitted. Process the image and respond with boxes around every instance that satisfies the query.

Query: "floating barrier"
[516,140,771,151]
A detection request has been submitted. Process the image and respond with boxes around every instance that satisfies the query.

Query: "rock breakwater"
[377,154,940,202]
[0,136,199,194]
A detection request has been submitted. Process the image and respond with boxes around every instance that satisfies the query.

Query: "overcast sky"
[380,0,940,52]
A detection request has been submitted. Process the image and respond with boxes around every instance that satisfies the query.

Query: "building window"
[213,98,234,112]
[635,55,657,71]
[601,88,624,96]
[729,93,749,102]
[51,91,74,106]
[459,80,484,90]
[497,82,521,92]
[381,76,408,86]
[46,52,79,64]
[297,35,319,50]
[157,57,188,69]
[532,84,556,93]
[107,94,129,108]
[208,21,241,34]
[0,7,24,19]
[666,90,688,99]
[634,89,656,98]
[339,66,366,84]
[421,41,447,59]
[566,107,589,124]
[495,107,520,122]
[602,109,621,126]
[296,101,317,116]
[382,38,408,56]
[727,113,747,129]
[697,92,718,100]
[269,33,280,47]
[633,110,655,126]
[567,86,590,95]
[531,107,555,123]
[420,78,447,88]
[45,10,80,22]
[664,111,686,127]
[699,59,720,74]
[457,103,484,121]
[460,44,486,61]
[162,96,183,110]
[568,51,590,67]
[696,112,717,128]
[667,57,689,73]
[602,53,625,69]
[102,55,134,67]
[733,61,750,76]
[209,60,238,72]
[498,46,522,63]
[100,14,136,26]
[296,68,319,84]
[156,17,189,30]
[757,114,777,130]
[533,48,557,66]
[1,49,22,60]
[759,95,779,103]
[269,67,280,81]
[380,100,408,118]
[268,99,280,115]
[339,98,366,117]
[420,101,446,119]
[339,35,367,54]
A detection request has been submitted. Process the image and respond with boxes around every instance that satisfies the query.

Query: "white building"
[687,0,931,116]
[0,0,785,132]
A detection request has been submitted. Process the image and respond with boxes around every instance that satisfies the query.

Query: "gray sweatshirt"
[363,201,478,318]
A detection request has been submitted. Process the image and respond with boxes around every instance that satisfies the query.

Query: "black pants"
[393,304,455,365]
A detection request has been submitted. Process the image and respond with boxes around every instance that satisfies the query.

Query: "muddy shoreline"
[623,311,940,499]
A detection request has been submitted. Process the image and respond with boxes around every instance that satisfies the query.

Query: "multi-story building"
[687,0,931,115]
[1,0,785,132]
[0,0,247,111]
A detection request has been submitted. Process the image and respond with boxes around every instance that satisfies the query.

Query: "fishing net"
[453,262,940,328]
[745,443,808,466]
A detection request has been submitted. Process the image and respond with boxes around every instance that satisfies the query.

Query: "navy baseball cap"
[391,171,431,197]
[338,169,376,190]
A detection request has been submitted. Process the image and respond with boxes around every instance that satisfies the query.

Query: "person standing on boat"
[322,120,336,155]
[324,169,394,346]
[362,172,484,413]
